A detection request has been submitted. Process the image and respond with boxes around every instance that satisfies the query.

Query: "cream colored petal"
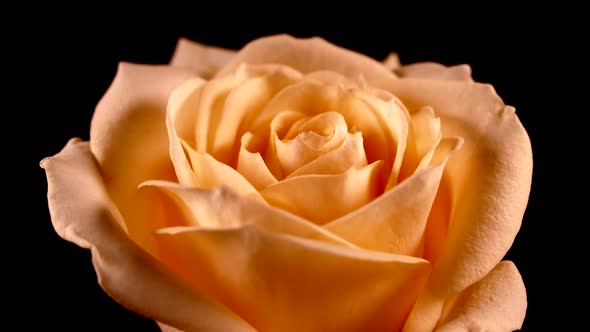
[324,138,461,256]
[166,77,206,186]
[383,52,401,71]
[41,139,255,332]
[396,62,473,81]
[155,224,430,332]
[236,132,278,190]
[394,79,532,331]
[216,34,399,86]
[140,180,354,247]
[435,261,527,332]
[210,65,302,166]
[288,132,367,177]
[182,143,264,202]
[170,37,236,79]
[89,62,197,254]
[260,161,383,224]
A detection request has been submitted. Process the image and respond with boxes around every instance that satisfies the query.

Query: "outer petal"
[89,63,197,254]
[395,79,533,331]
[435,261,527,331]
[170,37,236,79]
[216,34,399,85]
[155,224,431,332]
[41,139,255,332]
[324,138,462,256]
[396,62,473,82]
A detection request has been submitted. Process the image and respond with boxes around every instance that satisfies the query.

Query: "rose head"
[41,35,532,332]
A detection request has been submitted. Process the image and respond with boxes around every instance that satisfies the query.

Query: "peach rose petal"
[324,137,462,256]
[250,80,398,184]
[435,261,527,332]
[394,79,532,331]
[210,65,302,166]
[41,139,255,332]
[166,77,206,186]
[154,224,431,332]
[216,34,399,85]
[181,142,264,202]
[260,161,383,224]
[89,62,197,254]
[236,132,278,190]
[140,180,355,247]
[170,37,236,79]
[287,132,367,177]
[382,52,401,71]
[395,62,473,82]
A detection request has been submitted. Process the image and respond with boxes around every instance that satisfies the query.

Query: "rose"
[41,35,532,332]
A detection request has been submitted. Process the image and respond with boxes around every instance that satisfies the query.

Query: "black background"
[7,4,586,331]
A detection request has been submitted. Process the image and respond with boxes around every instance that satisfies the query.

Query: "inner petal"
[260,161,384,224]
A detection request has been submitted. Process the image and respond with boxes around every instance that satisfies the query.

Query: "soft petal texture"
[236,132,278,190]
[383,52,400,70]
[89,62,197,254]
[260,161,383,224]
[182,143,264,202]
[41,139,255,332]
[395,63,473,82]
[250,78,406,189]
[216,34,399,85]
[435,261,527,332]
[170,38,236,79]
[395,79,532,331]
[139,180,354,247]
[166,77,206,186]
[325,137,462,256]
[155,224,431,332]
[210,65,302,166]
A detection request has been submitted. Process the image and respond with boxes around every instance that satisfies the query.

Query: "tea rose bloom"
[41,35,532,332]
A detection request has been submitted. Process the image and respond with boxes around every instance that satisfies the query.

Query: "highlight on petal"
[435,261,527,332]
[394,78,532,331]
[324,137,462,256]
[216,34,399,88]
[396,62,473,82]
[41,139,255,332]
[155,223,431,332]
[89,62,197,253]
[139,180,354,247]
[260,161,383,224]
[170,37,236,79]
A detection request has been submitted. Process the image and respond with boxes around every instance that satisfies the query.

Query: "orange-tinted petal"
[396,62,473,82]
[236,132,278,190]
[41,139,255,332]
[170,37,235,79]
[435,261,527,331]
[216,34,399,86]
[260,161,383,224]
[155,224,430,332]
[140,180,353,247]
[325,138,461,256]
[89,62,197,253]
[166,77,206,186]
[383,52,401,71]
[182,143,263,202]
[394,79,532,331]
